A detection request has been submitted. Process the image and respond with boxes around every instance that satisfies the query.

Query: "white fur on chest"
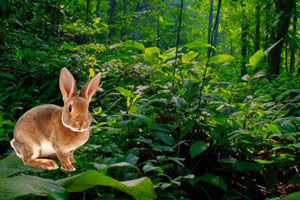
[40,141,56,157]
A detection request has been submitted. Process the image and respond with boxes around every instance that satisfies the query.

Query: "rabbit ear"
[59,68,77,102]
[79,72,101,103]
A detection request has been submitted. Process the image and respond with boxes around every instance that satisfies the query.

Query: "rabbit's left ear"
[80,72,101,103]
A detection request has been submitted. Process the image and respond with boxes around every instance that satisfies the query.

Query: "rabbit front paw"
[61,163,76,171]
[70,157,76,163]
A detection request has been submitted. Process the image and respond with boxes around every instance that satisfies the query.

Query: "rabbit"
[10,67,101,171]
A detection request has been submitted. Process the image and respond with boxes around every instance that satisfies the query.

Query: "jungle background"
[0,0,300,199]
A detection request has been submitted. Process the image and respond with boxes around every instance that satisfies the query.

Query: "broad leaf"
[265,123,281,134]
[281,191,300,200]
[57,170,154,200]
[199,173,227,191]
[144,47,160,65]
[182,51,198,64]
[180,120,194,138]
[209,54,235,64]
[153,132,175,146]
[233,161,263,171]
[249,49,263,67]
[190,141,210,159]
[0,153,42,178]
[116,87,132,98]
[0,175,66,200]
[118,40,145,52]
[183,41,216,51]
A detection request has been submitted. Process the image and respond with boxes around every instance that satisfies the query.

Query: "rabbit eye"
[68,105,72,112]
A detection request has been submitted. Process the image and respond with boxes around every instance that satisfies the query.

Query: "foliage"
[0,0,300,199]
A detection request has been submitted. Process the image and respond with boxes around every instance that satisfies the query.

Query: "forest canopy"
[0,0,300,199]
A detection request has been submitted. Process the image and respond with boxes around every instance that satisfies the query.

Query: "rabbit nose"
[75,121,81,128]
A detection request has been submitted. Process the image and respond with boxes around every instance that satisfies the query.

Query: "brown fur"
[11,68,101,171]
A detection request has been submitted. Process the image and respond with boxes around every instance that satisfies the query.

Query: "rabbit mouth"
[61,117,89,132]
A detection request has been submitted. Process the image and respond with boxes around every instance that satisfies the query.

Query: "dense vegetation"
[0,0,300,199]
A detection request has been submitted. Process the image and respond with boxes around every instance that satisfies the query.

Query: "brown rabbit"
[10,68,101,171]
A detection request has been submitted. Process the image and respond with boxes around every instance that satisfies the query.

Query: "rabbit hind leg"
[20,142,58,170]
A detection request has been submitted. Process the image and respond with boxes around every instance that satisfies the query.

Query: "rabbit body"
[11,68,101,171]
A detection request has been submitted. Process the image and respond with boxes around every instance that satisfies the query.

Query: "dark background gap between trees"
[0,0,300,200]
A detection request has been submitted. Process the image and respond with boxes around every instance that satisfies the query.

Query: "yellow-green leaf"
[182,51,198,64]
[249,49,263,67]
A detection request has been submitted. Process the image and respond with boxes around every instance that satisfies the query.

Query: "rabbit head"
[60,68,101,132]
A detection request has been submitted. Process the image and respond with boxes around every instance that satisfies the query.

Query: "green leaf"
[266,123,281,134]
[129,113,152,126]
[153,132,175,146]
[116,87,132,98]
[199,173,227,191]
[118,40,145,52]
[281,191,300,200]
[0,153,42,178]
[209,54,235,64]
[189,141,210,159]
[0,175,66,200]
[217,158,237,164]
[233,161,263,171]
[180,120,194,138]
[182,51,198,63]
[57,170,154,200]
[144,47,160,65]
[249,49,263,67]
[183,41,216,51]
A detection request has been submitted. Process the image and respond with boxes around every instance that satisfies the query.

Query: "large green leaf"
[199,173,227,191]
[189,141,210,159]
[153,132,175,146]
[281,191,300,200]
[129,113,152,126]
[183,41,216,51]
[0,175,66,200]
[208,54,235,64]
[180,120,194,138]
[118,40,145,52]
[144,47,160,65]
[182,51,198,64]
[116,87,132,98]
[233,161,263,171]
[249,49,263,67]
[0,153,42,178]
[265,123,281,134]
[57,170,155,200]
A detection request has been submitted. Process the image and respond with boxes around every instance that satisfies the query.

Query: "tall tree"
[212,1,219,57]
[207,0,214,54]
[289,15,297,73]
[108,0,116,39]
[241,2,248,75]
[95,0,101,17]
[268,0,295,75]
[86,0,90,23]
[254,5,260,51]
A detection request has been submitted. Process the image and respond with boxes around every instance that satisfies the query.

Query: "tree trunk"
[156,1,161,47]
[86,0,90,23]
[290,16,296,73]
[207,0,214,54]
[264,1,271,50]
[108,0,116,39]
[254,6,260,51]
[212,4,219,56]
[285,40,289,73]
[96,0,101,17]
[241,3,247,76]
[268,0,295,75]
